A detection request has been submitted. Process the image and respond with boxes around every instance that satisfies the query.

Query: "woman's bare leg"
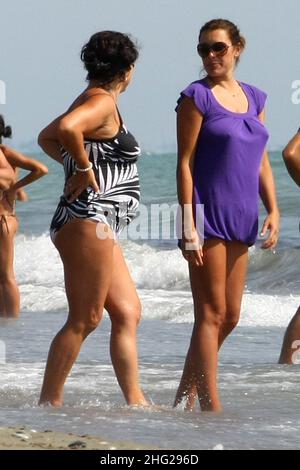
[0,216,20,318]
[174,240,226,412]
[174,240,248,411]
[105,243,148,406]
[278,308,300,364]
[39,220,114,406]
[219,241,248,347]
[173,347,197,410]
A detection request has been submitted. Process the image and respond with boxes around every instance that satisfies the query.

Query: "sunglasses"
[197,42,231,59]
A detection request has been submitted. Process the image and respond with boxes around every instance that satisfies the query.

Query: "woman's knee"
[195,303,226,328]
[67,308,103,335]
[223,306,241,331]
[222,317,239,333]
[0,271,16,284]
[109,300,142,328]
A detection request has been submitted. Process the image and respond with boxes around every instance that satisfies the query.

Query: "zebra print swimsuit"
[50,123,141,241]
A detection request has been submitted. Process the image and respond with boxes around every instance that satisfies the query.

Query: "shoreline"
[0,426,158,450]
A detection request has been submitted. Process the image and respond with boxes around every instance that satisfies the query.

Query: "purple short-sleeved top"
[177,78,269,246]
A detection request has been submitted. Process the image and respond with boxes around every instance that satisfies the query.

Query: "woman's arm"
[57,94,114,166]
[177,97,203,265]
[13,169,28,201]
[0,145,48,191]
[0,148,15,190]
[258,110,280,249]
[282,131,300,186]
[16,188,29,201]
[38,115,66,165]
[53,94,115,202]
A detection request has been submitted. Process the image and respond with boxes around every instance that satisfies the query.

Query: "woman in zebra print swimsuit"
[38,31,148,407]
[50,117,141,240]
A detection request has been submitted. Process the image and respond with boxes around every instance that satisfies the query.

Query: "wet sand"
[0,426,156,450]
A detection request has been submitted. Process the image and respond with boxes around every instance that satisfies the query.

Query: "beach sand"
[0,426,157,450]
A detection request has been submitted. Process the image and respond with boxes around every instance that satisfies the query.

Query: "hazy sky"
[1,0,299,152]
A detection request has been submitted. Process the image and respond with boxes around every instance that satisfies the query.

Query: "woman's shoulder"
[240,81,267,96]
[177,79,211,115]
[0,145,17,167]
[68,91,115,113]
[182,78,209,93]
[240,82,267,114]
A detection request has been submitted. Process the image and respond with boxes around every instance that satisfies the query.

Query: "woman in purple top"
[175,19,280,412]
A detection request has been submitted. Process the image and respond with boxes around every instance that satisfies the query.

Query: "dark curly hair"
[0,115,12,144]
[81,31,139,86]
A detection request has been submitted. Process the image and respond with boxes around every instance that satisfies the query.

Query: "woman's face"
[198,29,242,78]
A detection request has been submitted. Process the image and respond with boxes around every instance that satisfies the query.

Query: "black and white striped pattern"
[50,126,141,240]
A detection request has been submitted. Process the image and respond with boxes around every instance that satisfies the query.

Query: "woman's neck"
[206,74,237,88]
[87,80,123,101]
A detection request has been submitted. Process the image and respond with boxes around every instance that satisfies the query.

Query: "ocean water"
[0,149,299,450]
